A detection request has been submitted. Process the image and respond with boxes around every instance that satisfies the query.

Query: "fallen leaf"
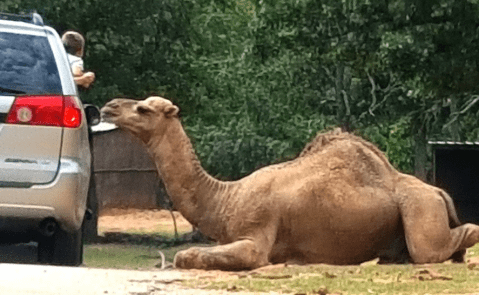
[297,273,323,279]
[360,258,379,266]
[127,279,152,283]
[467,257,479,270]
[154,279,185,284]
[195,282,212,288]
[349,278,368,282]
[412,269,452,281]
[324,272,337,279]
[372,278,395,284]
[251,274,293,280]
[396,273,402,282]
[315,286,328,295]
[252,263,288,273]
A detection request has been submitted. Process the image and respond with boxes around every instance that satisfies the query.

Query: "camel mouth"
[100,108,118,123]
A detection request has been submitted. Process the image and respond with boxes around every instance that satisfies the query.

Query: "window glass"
[0,32,62,95]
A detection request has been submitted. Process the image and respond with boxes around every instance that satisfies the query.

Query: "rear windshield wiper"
[0,86,25,95]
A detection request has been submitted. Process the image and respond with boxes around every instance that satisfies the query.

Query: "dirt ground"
[98,208,193,234]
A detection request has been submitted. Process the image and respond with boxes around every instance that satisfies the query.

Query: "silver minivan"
[0,12,99,265]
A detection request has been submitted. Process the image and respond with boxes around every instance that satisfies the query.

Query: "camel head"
[101,96,179,142]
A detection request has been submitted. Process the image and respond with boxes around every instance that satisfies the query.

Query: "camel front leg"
[174,239,270,270]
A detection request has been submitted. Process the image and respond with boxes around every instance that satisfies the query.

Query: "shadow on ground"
[98,230,212,247]
[0,230,211,266]
[0,243,37,264]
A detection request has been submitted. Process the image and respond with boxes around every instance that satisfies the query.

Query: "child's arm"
[72,65,95,88]
[74,72,95,88]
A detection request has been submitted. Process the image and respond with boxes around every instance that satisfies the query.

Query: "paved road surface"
[0,263,193,295]
[0,244,275,295]
[0,244,193,294]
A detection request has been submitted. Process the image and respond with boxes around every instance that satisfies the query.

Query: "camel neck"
[146,120,227,227]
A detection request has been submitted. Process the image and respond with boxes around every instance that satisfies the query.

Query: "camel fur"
[101,96,479,270]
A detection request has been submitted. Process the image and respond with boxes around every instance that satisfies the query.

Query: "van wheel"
[38,225,83,266]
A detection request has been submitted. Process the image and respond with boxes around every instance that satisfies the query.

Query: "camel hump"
[299,128,345,157]
[299,128,394,172]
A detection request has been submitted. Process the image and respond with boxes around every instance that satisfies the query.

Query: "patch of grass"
[196,264,478,294]
[87,216,212,270]
[84,243,212,270]
[84,244,160,270]
[184,243,479,295]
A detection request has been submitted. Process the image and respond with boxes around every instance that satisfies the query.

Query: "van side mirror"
[84,104,101,126]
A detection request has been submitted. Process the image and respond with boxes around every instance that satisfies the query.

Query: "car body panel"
[0,16,91,234]
[0,157,89,232]
[0,123,63,185]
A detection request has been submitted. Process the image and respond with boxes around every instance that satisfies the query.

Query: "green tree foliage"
[182,0,337,178]
[250,0,479,173]
[3,0,479,178]
[3,0,192,105]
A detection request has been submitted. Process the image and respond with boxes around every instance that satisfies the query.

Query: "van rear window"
[0,32,62,95]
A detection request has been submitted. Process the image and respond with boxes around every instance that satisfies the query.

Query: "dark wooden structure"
[430,141,479,224]
[91,123,169,212]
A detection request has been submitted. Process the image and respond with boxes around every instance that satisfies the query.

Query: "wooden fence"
[91,124,170,212]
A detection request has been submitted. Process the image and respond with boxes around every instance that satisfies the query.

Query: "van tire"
[38,224,83,266]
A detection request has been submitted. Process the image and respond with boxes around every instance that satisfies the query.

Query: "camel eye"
[137,105,151,114]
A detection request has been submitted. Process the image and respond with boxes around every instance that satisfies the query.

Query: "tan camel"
[101,96,479,270]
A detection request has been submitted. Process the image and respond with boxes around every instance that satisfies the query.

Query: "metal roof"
[428,141,479,146]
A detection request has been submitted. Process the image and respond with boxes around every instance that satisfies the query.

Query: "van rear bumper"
[0,158,90,234]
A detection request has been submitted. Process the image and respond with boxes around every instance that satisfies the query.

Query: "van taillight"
[6,95,82,128]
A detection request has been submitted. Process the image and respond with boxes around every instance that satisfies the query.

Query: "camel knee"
[408,224,479,264]
[174,247,203,269]
[410,251,446,264]
[457,223,479,249]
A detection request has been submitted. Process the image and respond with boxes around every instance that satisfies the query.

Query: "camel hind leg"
[399,182,479,264]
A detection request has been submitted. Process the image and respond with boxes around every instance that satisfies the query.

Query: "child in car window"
[62,31,95,88]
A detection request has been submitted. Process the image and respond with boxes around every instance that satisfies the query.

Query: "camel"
[101,96,479,270]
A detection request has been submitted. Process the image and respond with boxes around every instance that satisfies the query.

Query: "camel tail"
[437,189,462,228]
[436,188,467,263]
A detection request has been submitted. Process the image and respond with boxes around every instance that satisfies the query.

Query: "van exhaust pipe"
[39,219,57,237]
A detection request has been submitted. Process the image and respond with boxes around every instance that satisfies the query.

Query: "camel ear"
[164,105,179,118]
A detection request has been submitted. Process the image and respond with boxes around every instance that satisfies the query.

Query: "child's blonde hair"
[62,31,85,56]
